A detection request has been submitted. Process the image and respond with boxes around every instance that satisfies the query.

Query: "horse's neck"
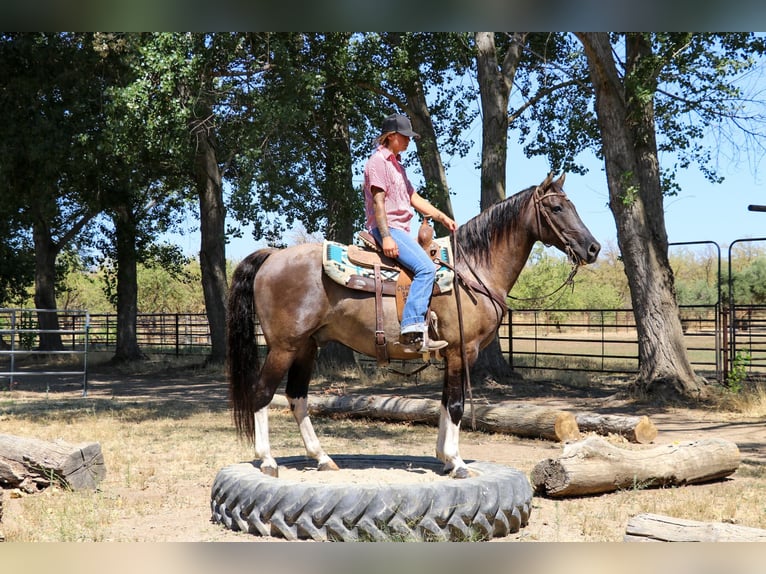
[461,233,535,297]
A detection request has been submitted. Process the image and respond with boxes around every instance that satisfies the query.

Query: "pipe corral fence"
[5,302,764,390]
[0,308,90,395]
[4,238,766,389]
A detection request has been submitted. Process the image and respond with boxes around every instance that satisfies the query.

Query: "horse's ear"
[541,172,554,189]
[555,173,566,187]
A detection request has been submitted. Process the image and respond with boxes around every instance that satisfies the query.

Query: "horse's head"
[532,173,601,265]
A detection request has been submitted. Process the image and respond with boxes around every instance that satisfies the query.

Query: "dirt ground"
[3,360,766,543]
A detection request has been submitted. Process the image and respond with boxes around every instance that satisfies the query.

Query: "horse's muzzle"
[569,239,600,265]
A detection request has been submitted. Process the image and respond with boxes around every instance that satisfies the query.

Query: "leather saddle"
[322,230,454,303]
[321,220,454,364]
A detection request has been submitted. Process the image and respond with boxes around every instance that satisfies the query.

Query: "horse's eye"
[551,205,563,214]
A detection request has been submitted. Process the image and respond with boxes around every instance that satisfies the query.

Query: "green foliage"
[509,244,627,310]
[727,351,751,393]
[16,252,206,315]
[514,33,600,176]
[618,171,640,207]
[669,245,721,306]
[730,258,766,305]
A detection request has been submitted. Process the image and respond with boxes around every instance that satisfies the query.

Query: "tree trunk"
[271,393,580,442]
[474,32,526,210]
[315,37,358,368]
[113,204,143,361]
[0,433,105,492]
[32,220,63,351]
[470,335,515,380]
[30,203,93,352]
[405,78,455,236]
[531,435,740,497]
[625,513,766,542]
[473,32,527,380]
[576,33,706,399]
[193,118,228,365]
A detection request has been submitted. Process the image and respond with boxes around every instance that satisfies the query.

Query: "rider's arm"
[371,186,399,258]
[410,193,458,231]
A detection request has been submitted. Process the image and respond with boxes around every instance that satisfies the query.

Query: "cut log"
[0,433,105,492]
[625,513,766,542]
[531,435,740,497]
[575,413,657,444]
[271,393,580,442]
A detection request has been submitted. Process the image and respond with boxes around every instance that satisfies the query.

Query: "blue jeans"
[372,227,437,332]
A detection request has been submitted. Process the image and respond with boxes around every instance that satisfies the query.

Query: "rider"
[363,113,458,352]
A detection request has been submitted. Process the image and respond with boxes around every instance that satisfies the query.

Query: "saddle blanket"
[322,237,454,295]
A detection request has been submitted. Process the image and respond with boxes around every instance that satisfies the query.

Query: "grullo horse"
[226,173,600,478]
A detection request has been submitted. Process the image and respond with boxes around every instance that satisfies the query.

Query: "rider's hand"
[381,235,399,258]
[441,215,458,232]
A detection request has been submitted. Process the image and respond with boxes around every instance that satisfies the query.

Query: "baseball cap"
[380,113,420,139]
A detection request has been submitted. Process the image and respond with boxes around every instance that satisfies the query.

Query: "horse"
[226,173,600,479]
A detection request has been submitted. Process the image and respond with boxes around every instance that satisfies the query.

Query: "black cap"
[380,113,420,139]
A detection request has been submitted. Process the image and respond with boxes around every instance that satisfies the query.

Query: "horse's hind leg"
[252,348,296,477]
[285,343,339,472]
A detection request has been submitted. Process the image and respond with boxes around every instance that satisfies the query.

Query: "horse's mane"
[456,186,535,265]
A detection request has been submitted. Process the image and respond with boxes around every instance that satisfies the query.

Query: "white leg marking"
[254,407,277,472]
[289,396,337,469]
[436,404,466,474]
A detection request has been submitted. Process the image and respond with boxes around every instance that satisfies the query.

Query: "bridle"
[508,182,582,304]
[532,182,579,265]
[447,183,583,312]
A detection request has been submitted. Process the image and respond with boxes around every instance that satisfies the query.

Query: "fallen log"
[0,433,105,492]
[531,435,740,497]
[625,513,766,542]
[575,413,657,444]
[271,393,581,442]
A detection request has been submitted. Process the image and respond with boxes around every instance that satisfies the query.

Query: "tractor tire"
[211,454,532,541]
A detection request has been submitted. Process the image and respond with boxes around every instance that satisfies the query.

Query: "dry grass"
[1,358,765,542]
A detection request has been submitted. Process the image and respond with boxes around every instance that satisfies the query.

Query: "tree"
[575,32,766,398]
[0,33,117,350]
[108,33,273,364]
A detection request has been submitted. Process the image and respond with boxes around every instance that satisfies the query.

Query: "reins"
[450,230,476,430]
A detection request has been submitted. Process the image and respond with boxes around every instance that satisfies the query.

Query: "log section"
[531,435,740,497]
[574,413,657,444]
[625,513,766,542]
[0,433,105,492]
[271,393,580,442]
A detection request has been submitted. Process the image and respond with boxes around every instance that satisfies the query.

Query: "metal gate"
[727,238,766,376]
[0,308,90,396]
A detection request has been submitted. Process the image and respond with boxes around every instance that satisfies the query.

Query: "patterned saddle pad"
[322,237,454,295]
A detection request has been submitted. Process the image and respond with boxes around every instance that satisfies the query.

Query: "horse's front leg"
[436,351,475,479]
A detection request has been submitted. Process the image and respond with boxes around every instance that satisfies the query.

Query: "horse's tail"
[227,248,275,442]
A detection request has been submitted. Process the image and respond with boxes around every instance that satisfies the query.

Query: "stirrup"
[400,331,447,353]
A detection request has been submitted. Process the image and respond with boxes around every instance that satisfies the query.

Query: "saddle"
[322,220,454,364]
